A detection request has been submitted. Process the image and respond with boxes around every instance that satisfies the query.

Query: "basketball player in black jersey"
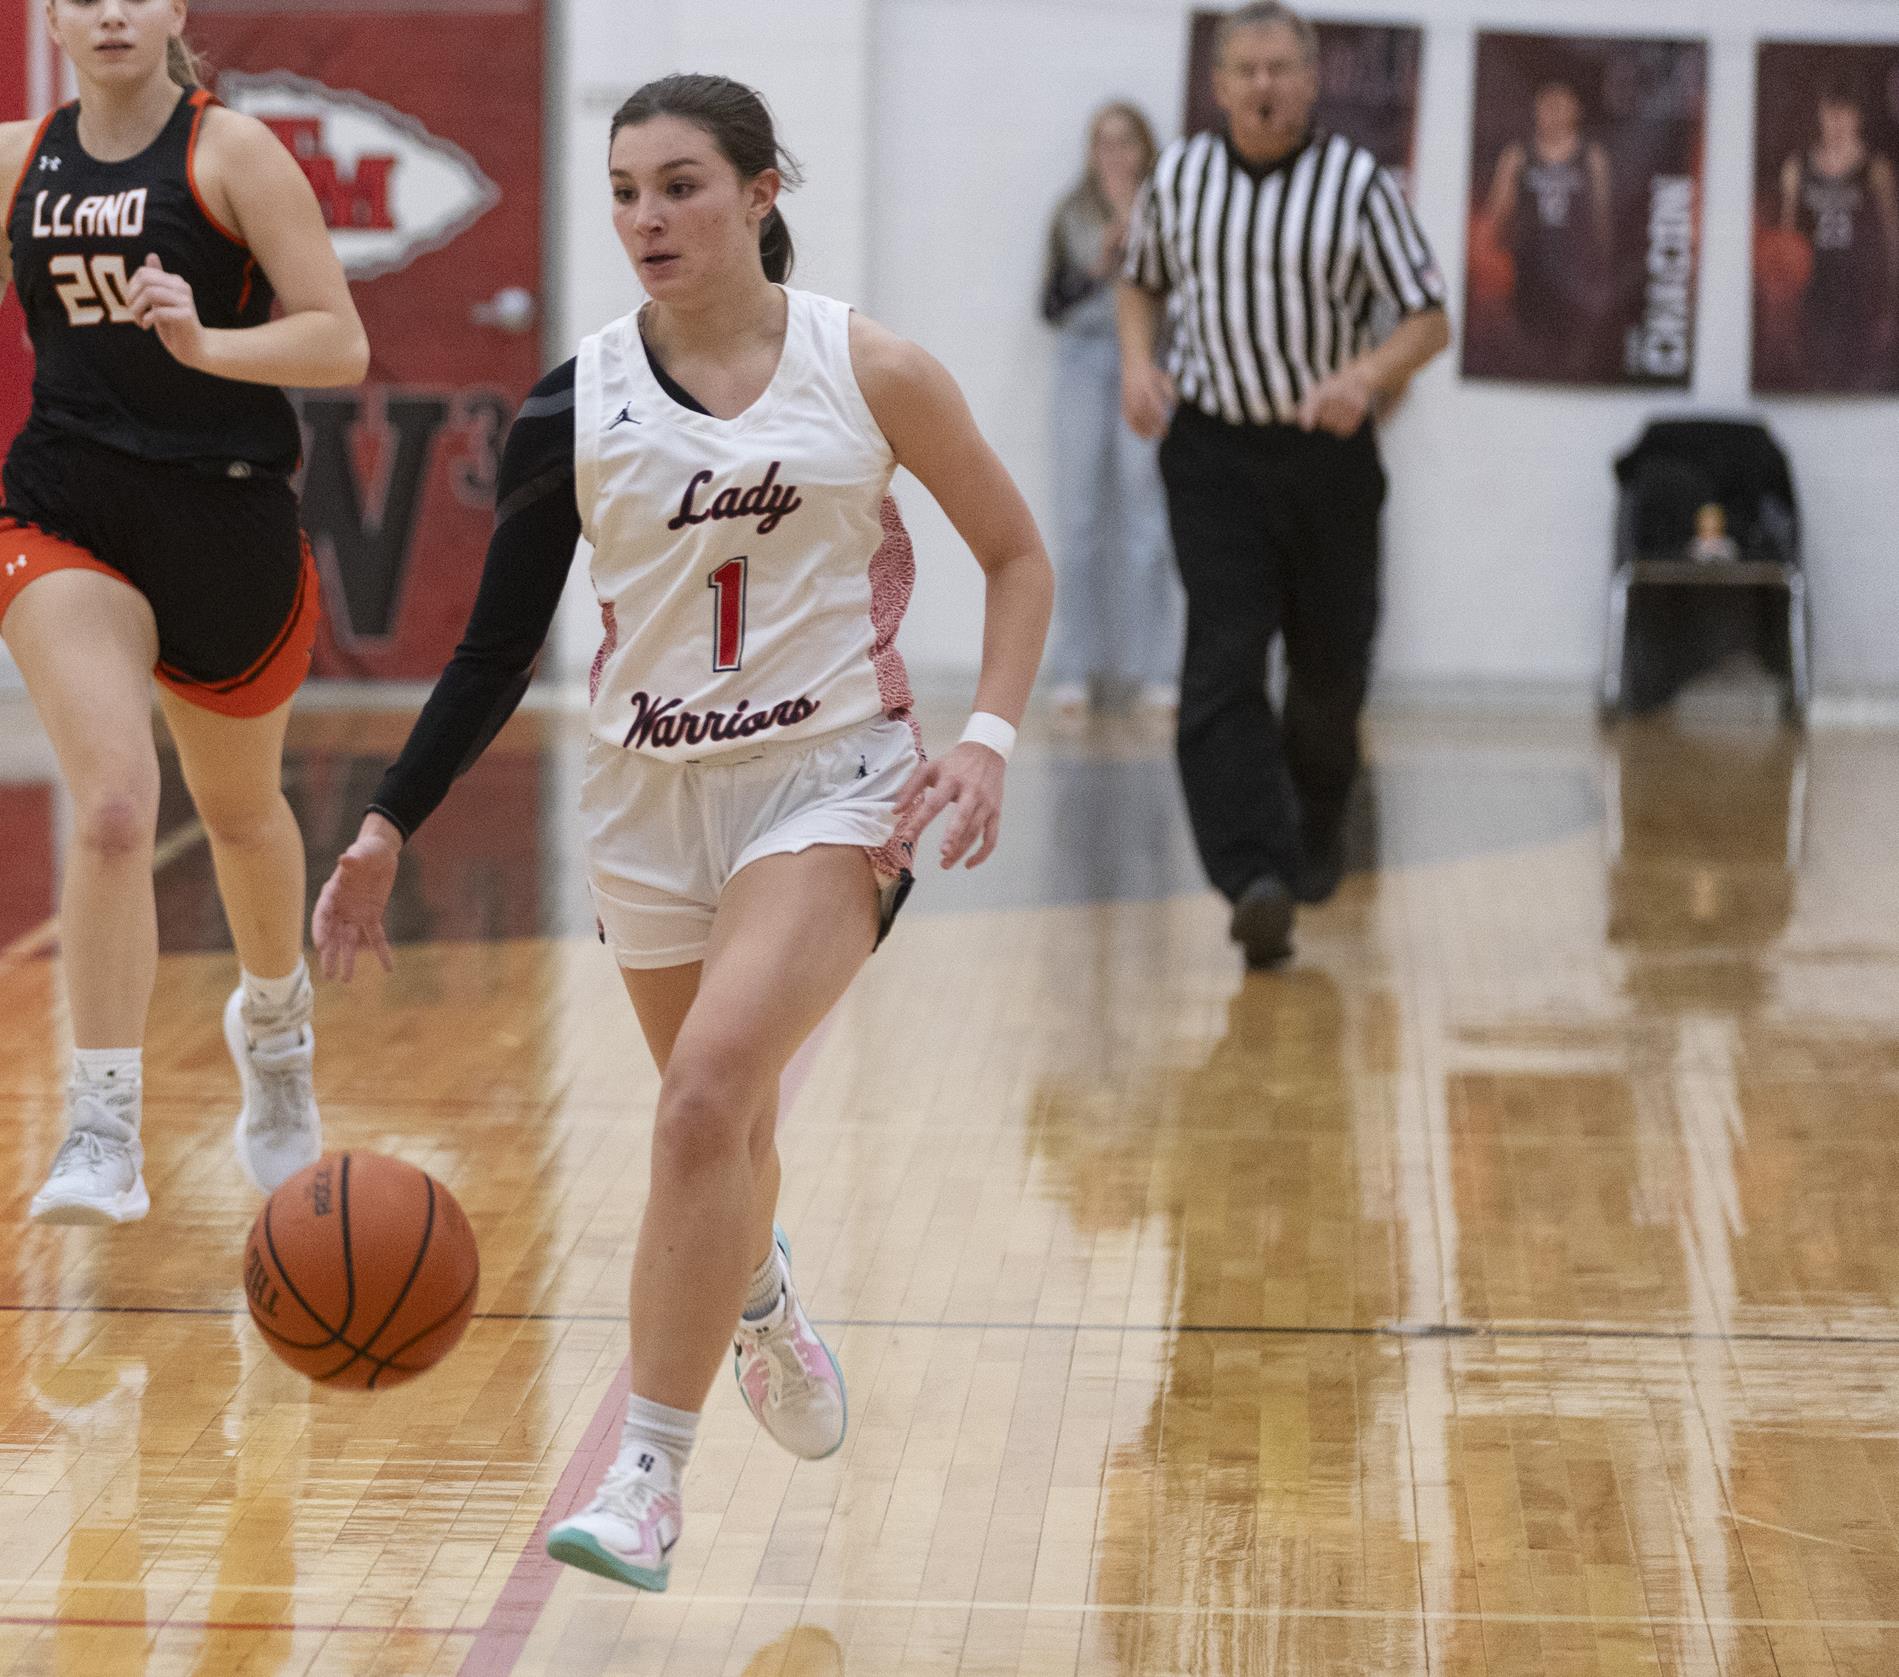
[1779,84,1899,392]
[1483,81,1613,379]
[0,0,367,1222]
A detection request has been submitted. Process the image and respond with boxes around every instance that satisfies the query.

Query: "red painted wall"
[0,7,34,451]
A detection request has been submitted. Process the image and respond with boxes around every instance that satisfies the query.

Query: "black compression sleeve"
[366,359,581,839]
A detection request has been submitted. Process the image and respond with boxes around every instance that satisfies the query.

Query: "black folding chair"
[1600,418,1809,722]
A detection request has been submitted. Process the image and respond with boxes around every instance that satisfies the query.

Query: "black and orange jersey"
[5,87,301,474]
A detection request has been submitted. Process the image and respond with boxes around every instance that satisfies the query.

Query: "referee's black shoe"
[1293,836,1346,905]
[1230,875,1295,967]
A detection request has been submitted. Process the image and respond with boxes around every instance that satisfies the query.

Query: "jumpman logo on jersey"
[607,403,640,430]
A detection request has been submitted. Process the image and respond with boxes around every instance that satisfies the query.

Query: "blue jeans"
[1046,326,1182,690]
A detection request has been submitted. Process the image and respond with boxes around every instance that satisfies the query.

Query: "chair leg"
[1601,566,1632,715]
[1786,572,1810,722]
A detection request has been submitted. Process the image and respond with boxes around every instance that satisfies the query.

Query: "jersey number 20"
[709,558,748,672]
[49,254,138,327]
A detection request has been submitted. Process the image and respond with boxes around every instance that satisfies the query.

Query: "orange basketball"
[1467,215,1516,305]
[1755,225,1815,308]
[243,1152,479,1390]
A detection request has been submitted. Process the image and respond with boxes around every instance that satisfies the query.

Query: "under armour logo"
[636,1451,656,1472]
[37,155,59,172]
[607,403,640,430]
[4,555,27,578]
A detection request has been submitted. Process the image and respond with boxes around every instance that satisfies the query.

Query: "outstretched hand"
[313,820,402,982]
[893,741,1006,870]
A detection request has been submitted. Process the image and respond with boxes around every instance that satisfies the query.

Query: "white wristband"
[958,711,1017,764]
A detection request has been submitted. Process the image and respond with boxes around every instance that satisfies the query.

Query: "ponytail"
[166,35,205,88]
[759,205,794,284]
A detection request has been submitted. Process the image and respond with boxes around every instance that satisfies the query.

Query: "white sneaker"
[225,985,322,1193]
[30,1083,149,1225]
[732,1228,848,1460]
[545,1459,682,1592]
[1047,681,1089,721]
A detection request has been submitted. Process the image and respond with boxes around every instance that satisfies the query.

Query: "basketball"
[1467,214,1517,304]
[243,1153,480,1390]
[1755,224,1815,308]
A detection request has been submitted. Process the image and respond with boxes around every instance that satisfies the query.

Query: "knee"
[651,1062,764,1184]
[197,790,286,853]
[1179,651,1264,717]
[72,773,158,862]
[1286,656,1372,716]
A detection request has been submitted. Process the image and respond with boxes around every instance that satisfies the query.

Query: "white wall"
[561,0,1899,697]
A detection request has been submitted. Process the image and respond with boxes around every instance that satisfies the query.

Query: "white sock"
[73,1047,141,1088]
[71,1048,141,1126]
[741,1246,785,1321]
[619,1392,698,1487]
[242,962,310,1051]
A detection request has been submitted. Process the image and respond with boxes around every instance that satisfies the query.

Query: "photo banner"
[1184,15,1423,184]
[1753,40,1899,396]
[1462,31,1706,388]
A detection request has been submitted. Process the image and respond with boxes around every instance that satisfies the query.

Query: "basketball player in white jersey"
[312,74,1052,1590]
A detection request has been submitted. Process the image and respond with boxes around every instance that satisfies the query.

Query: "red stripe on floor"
[457,1016,835,1676]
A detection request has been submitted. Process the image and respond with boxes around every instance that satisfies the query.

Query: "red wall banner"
[190,1,546,680]
[0,6,37,451]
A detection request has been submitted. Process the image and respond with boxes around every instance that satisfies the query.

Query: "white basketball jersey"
[574,287,911,763]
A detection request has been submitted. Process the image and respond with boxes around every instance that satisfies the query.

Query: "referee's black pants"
[1158,402,1386,903]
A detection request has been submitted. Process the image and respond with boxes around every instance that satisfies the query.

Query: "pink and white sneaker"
[544,1458,682,1592]
[732,1227,848,1461]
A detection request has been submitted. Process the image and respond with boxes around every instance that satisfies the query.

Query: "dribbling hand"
[127,253,208,369]
[313,819,402,982]
[894,741,1006,870]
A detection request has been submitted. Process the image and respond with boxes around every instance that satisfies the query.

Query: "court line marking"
[1731,1512,1883,1554]
[0,1612,472,1636]
[0,817,206,972]
[455,1015,838,1677]
[549,1595,1899,1633]
[3,1598,1898,1636]
[5,1301,1898,1351]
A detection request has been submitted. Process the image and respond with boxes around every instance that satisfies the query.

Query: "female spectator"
[1041,102,1181,719]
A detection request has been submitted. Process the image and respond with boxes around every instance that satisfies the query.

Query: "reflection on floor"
[0,697,1894,1674]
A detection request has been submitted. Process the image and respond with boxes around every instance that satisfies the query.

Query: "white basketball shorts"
[580,714,921,970]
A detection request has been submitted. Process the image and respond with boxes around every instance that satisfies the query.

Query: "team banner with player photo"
[1184,15,1422,182]
[1753,41,1899,396]
[1463,31,1706,388]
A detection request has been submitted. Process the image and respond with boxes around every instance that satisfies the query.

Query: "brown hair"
[166,34,205,88]
[1064,100,1159,224]
[609,74,803,284]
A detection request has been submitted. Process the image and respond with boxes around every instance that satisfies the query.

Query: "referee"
[1119,0,1450,966]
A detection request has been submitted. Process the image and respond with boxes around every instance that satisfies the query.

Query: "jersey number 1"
[49,254,137,327]
[709,558,748,672]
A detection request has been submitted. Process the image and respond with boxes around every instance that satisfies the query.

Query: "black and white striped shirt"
[1125,129,1446,427]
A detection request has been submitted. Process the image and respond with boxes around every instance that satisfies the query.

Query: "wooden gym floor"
[0,694,1894,1675]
